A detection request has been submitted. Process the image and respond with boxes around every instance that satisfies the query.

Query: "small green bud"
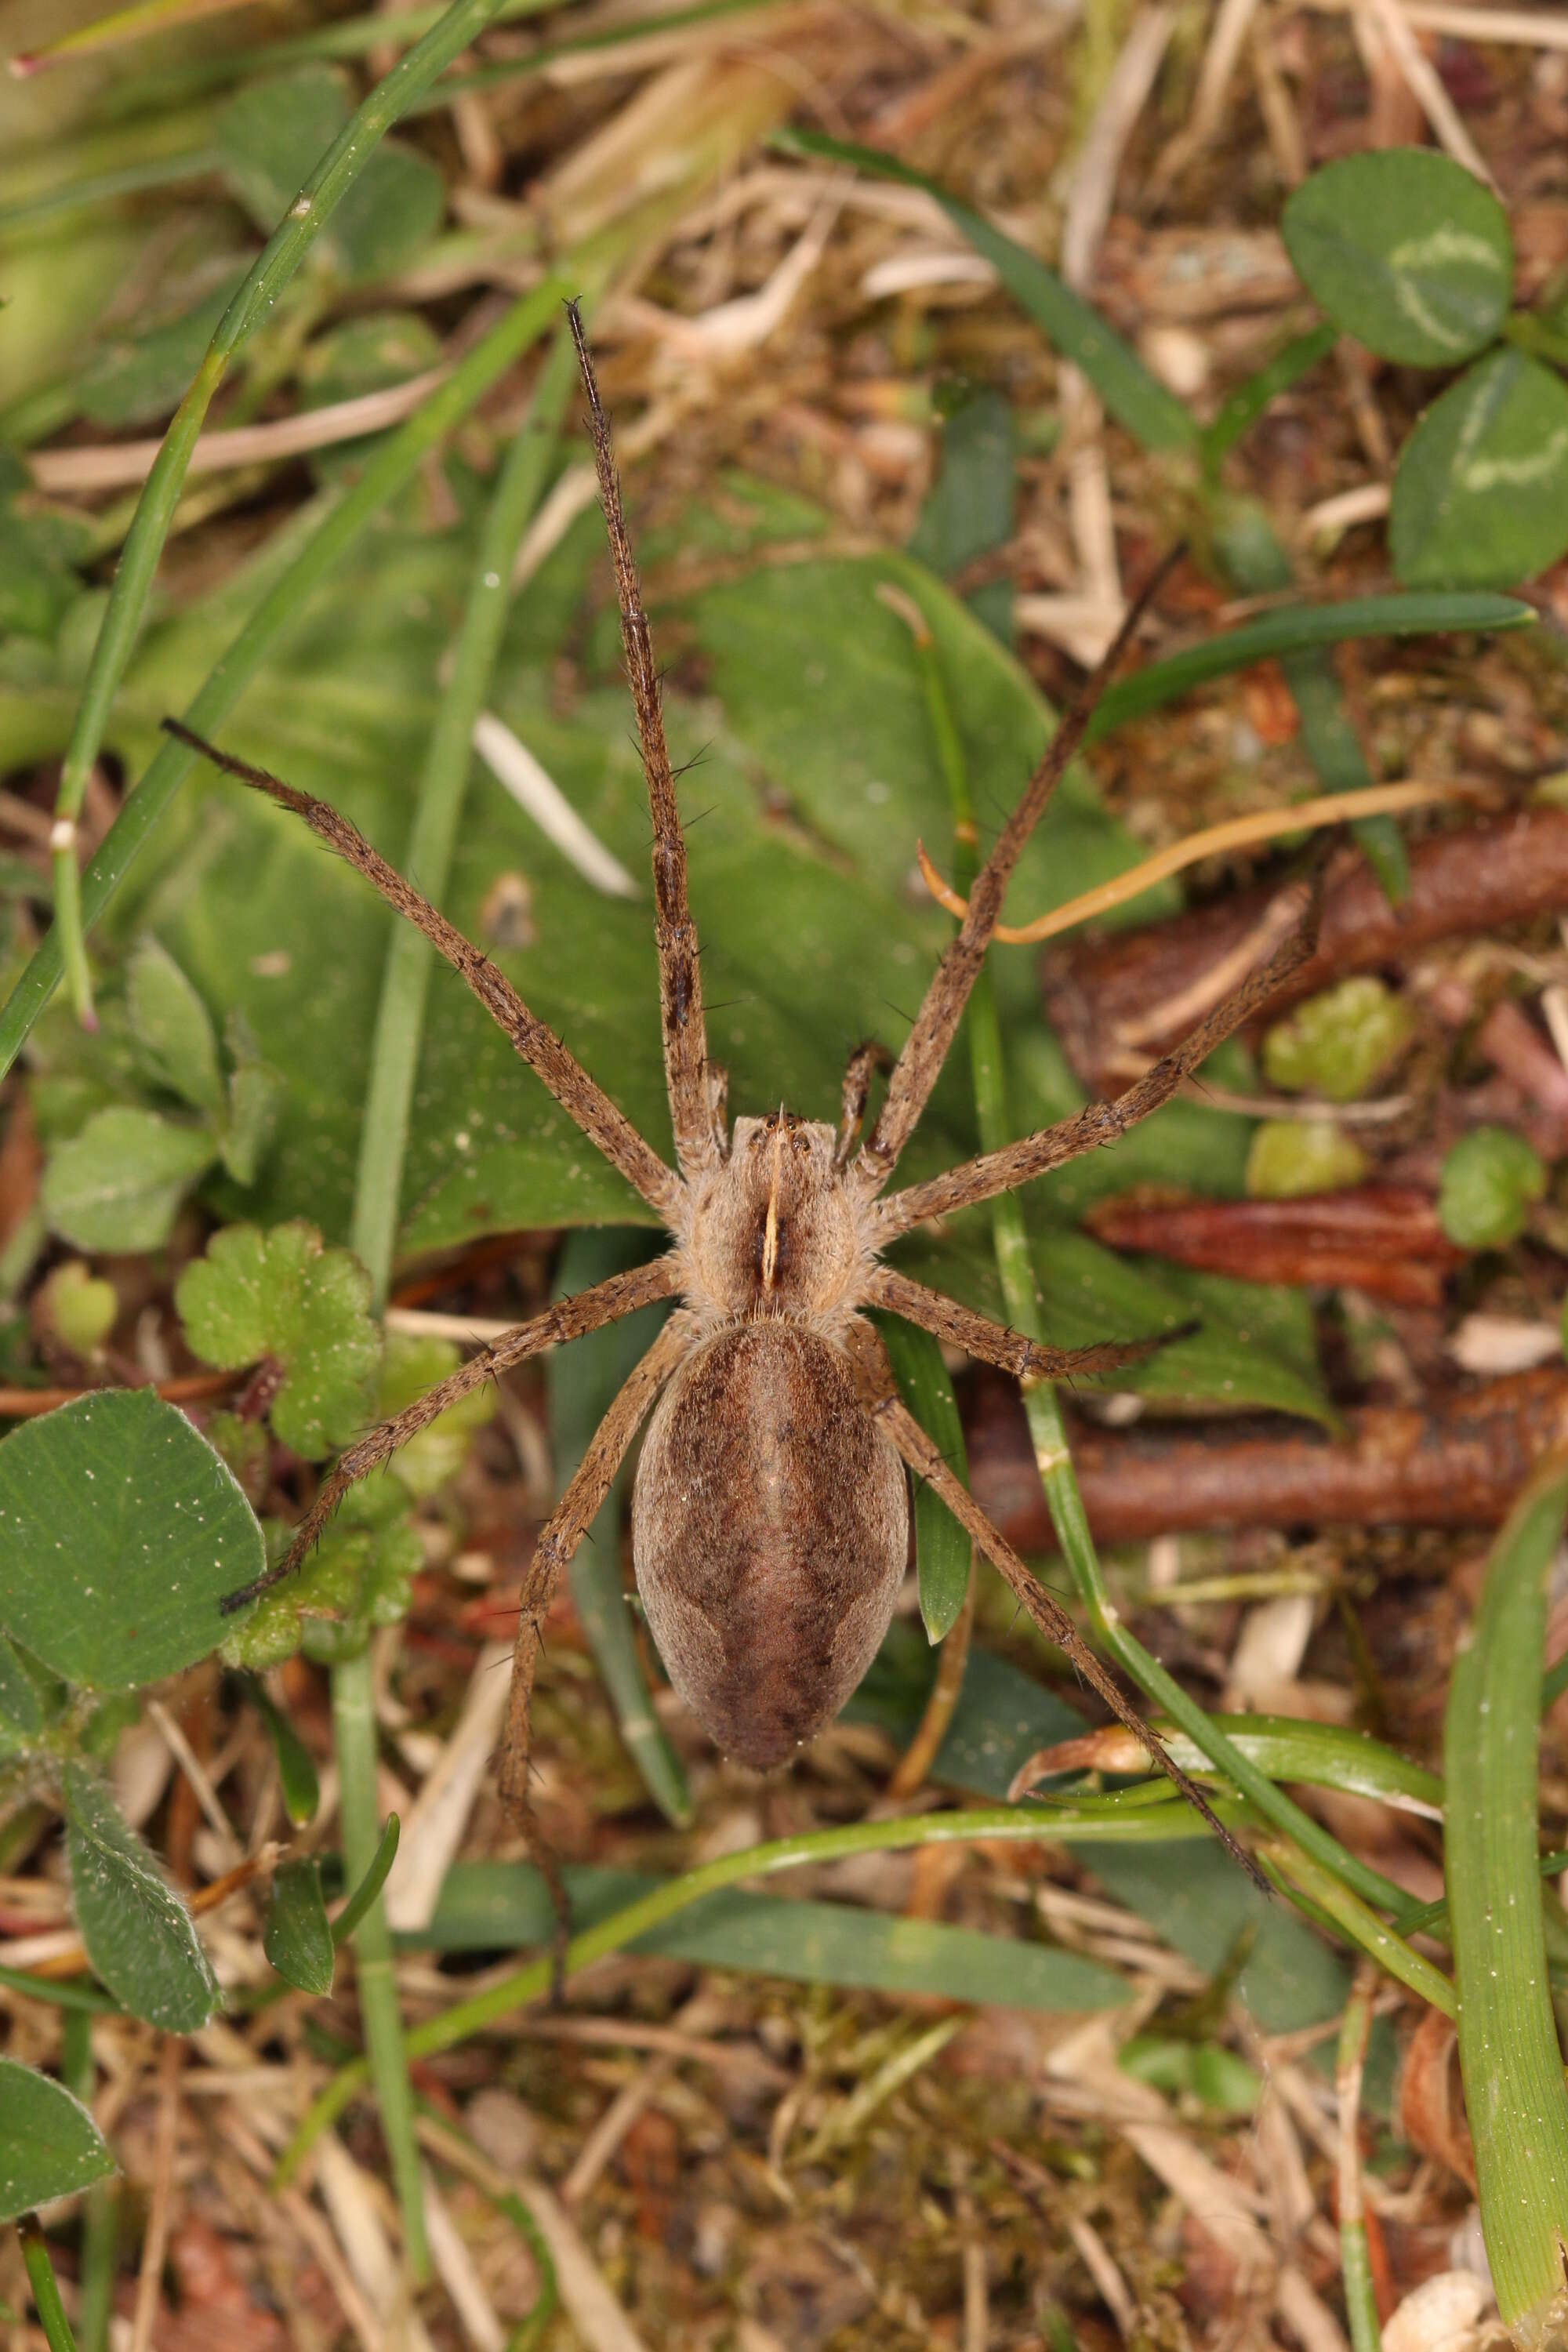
[1439,1127,1546,1249]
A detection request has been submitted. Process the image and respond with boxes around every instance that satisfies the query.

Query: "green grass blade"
[877,1315,972,1642]
[1200,325,1338,472]
[19,2223,79,2352]
[1445,1452,1568,2339]
[43,0,521,1022]
[0,276,567,1083]
[349,322,580,1304]
[1087,590,1533,737]
[775,129,1198,454]
[274,1792,1231,2184]
[330,1650,429,2282]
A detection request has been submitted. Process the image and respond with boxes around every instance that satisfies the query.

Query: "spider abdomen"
[632,1322,908,1770]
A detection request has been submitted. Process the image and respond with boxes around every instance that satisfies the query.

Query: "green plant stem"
[1336,1971,1381,2352]
[274,1789,1226,2184]
[1261,1842,1454,2018]
[44,0,519,1023]
[1444,1453,1568,2336]
[329,1650,428,2283]
[908,605,1415,1925]
[20,2223,78,2352]
[60,2012,116,2352]
[350,322,581,1305]
[0,274,568,1082]
[331,1815,401,1947]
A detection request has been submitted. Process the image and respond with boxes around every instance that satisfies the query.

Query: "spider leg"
[566,305,717,1183]
[864,1265,1193,1381]
[873,872,1319,1243]
[852,549,1184,1196]
[165,720,681,1225]
[220,1255,683,1612]
[852,1330,1263,1890]
[834,1040,894,1167]
[497,1309,696,1974]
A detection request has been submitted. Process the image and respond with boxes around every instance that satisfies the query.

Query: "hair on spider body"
[165,306,1323,1905]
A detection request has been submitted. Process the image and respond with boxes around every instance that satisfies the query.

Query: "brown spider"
[168,304,1313,1884]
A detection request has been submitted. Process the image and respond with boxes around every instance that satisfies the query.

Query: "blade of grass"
[273,1788,1233,2186]
[331,1814,401,1947]
[0,274,568,1081]
[1213,503,1411,899]
[1200,325,1338,473]
[1260,1841,1454,2017]
[1086,590,1534,739]
[330,1652,427,2283]
[1337,1968,1382,2352]
[1444,1450,1568,2342]
[328,318,582,2292]
[877,1315,972,1643]
[898,588,1419,1926]
[774,128,1198,455]
[42,0,521,1025]
[350,322,580,1304]
[414,2109,558,2352]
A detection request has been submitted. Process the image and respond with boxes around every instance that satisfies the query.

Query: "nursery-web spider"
[169,303,1316,1889]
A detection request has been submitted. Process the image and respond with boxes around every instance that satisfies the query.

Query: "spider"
[167,303,1313,1886]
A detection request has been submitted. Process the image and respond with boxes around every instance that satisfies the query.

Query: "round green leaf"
[1439,1125,1547,1248]
[63,1762,219,2031]
[0,2059,114,2224]
[1282,150,1512,365]
[0,1388,263,1688]
[1391,350,1568,590]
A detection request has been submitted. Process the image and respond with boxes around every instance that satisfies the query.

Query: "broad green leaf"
[62,1762,218,2031]
[1120,2034,1260,2112]
[126,937,223,1111]
[264,1858,334,1994]
[217,1011,282,1185]
[176,1221,379,1457]
[300,310,444,407]
[0,2059,114,2223]
[407,1860,1131,2012]
[1390,350,1568,589]
[776,128,1198,453]
[877,1316,971,1642]
[216,68,444,282]
[1282,150,1512,365]
[909,386,1016,643]
[0,1390,263,1687]
[40,1105,216,1251]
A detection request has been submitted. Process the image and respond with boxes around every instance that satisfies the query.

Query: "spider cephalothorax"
[171,303,1316,1893]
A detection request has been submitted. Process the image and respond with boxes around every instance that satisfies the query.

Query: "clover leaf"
[176,1221,379,1458]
